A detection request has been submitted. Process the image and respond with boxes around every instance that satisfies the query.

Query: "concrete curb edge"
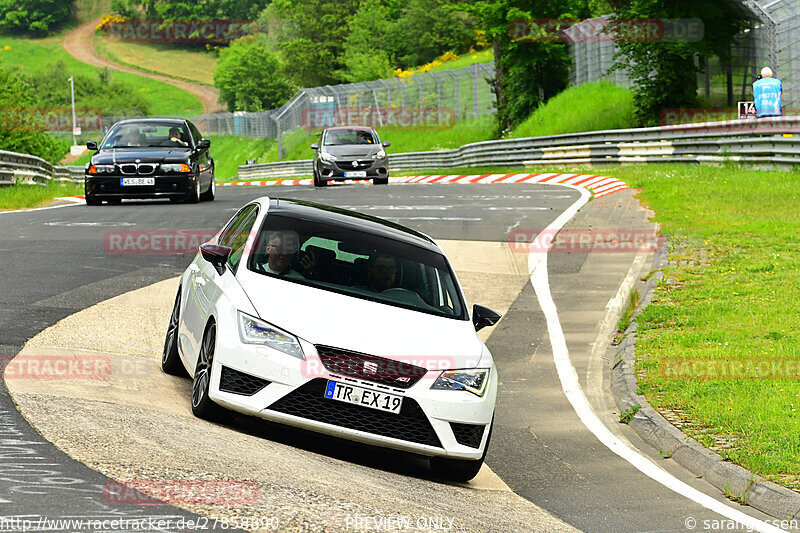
[610,243,800,521]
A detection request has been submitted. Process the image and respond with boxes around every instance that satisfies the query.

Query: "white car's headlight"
[372,150,386,160]
[318,151,337,163]
[238,312,304,360]
[431,368,490,396]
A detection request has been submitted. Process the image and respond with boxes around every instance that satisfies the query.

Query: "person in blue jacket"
[753,67,782,118]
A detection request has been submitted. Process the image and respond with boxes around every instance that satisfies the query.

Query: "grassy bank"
[509,81,634,138]
[94,35,217,86]
[0,35,202,115]
[0,181,83,210]
[604,164,800,492]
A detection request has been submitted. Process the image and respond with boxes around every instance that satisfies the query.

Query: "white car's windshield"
[247,214,466,320]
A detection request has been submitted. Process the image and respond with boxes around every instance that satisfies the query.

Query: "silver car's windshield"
[323,129,378,146]
[247,214,466,320]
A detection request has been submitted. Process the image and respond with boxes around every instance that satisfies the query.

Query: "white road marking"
[527,184,785,533]
[0,201,82,215]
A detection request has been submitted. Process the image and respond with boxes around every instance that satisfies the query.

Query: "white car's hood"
[238,270,485,370]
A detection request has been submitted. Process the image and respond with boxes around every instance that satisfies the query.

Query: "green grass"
[596,164,800,492]
[0,181,83,210]
[0,35,203,116]
[209,136,277,180]
[94,35,217,86]
[509,81,634,138]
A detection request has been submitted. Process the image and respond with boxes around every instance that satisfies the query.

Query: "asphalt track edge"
[610,243,800,522]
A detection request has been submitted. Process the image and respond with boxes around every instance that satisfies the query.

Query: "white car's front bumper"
[209,338,497,460]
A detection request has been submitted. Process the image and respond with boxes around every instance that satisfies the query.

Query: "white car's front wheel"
[162,288,187,377]
[192,322,225,420]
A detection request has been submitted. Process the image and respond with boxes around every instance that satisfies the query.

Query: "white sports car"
[162,197,501,481]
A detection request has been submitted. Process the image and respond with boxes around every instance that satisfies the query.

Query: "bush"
[214,38,294,112]
[22,62,151,117]
[0,67,68,163]
[0,0,72,35]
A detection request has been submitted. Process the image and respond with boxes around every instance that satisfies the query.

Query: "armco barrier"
[237,117,800,179]
[0,150,84,186]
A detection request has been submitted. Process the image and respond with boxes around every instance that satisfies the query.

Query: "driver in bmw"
[264,230,316,279]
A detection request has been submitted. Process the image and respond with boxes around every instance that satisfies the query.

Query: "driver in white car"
[366,252,397,292]
[264,231,316,279]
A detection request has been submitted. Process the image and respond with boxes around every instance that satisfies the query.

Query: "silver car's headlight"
[318,151,337,163]
[238,311,304,359]
[372,150,386,160]
[431,368,490,396]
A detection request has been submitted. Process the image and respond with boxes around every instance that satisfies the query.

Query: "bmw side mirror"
[473,304,501,332]
[311,143,319,150]
[200,243,231,275]
[86,141,98,150]
[382,141,391,147]
[197,139,211,149]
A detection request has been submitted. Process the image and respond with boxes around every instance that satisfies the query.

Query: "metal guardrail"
[0,150,84,187]
[236,117,800,178]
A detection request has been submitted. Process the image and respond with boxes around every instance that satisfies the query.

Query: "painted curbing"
[611,243,800,521]
[218,173,629,199]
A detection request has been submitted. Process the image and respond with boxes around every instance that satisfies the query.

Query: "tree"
[214,37,294,111]
[463,1,593,134]
[609,0,747,125]
[385,0,476,69]
[0,68,68,163]
[264,0,358,87]
[111,0,270,20]
[340,0,393,82]
[0,0,72,35]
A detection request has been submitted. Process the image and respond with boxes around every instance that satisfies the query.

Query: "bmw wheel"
[191,322,225,420]
[162,288,188,377]
[200,171,215,201]
[185,178,201,203]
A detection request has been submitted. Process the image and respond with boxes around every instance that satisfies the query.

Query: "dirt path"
[62,18,224,114]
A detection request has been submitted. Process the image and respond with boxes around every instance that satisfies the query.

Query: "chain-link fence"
[70,62,496,159]
[567,2,799,112]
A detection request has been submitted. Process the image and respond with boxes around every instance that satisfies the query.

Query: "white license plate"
[344,171,367,178]
[120,177,155,186]
[324,380,402,414]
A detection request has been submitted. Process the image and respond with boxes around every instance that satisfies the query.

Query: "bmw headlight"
[372,150,386,160]
[318,151,337,163]
[431,368,490,396]
[160,163,192,173]
[238,311,304,359]
[88,165,115,174]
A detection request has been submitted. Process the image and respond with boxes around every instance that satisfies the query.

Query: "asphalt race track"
[0,184,790,532]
